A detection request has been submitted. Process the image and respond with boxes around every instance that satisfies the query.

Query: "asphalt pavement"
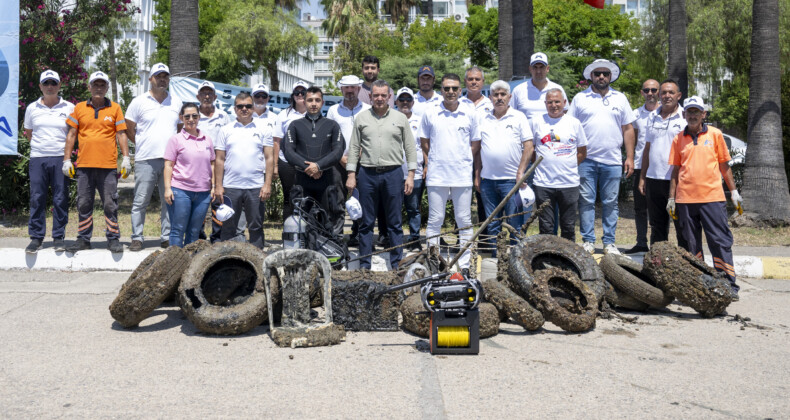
[1,270,788,418]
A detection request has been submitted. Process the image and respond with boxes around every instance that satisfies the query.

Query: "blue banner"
[0,0,19,155]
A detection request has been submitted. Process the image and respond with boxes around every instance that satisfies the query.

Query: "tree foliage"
[404,18,469,61]
[320,0,376,38]
[466,5,498,69]
[94,39,139,108]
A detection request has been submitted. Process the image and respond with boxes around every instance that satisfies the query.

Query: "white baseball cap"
[583,59,621,83]
[345,196,363,221]
[530,52,548,66]
[683,96,706,111]
[292,81,310,91]
[40,70,60,83]
[197,81,216,95]
[252,83,269,95]
[396,87,415,100]
[89,71,110,84]
[338,75,363,87]
[518,186,536,209]
[150,62,170,76]
[215,204,235,222]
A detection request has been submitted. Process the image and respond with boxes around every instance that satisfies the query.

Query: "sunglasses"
[642,88,658,93]
[442,86,461,92]
[42,80,58,86]
[182,114,200,120]
[593,71,611,77]
[254,93,269,99]
[293,90,306,97]
[397,96,414,102]
[235,104,254,109]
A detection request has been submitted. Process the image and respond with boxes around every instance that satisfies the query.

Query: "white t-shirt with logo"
[531,113,588,188]
[509,78,568,122]
[23,97,75,158]
[326,101,371,156]
[460,95,494,115]
[632,104,654,170]
[125,92,183,161]
[645,106,687,180]
[401,112,424,180]
[412,91,441,117]
[197,109,231,147]
[568,87,635,166]
[253,108,278,132]
[419,102,481,187]
[478,108,533,180]
[215,119,274,189]
[273,108,305,162]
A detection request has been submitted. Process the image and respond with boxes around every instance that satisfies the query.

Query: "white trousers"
[426,186,473,268]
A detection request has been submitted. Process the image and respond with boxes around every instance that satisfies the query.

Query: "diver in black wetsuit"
[283,86,346,234]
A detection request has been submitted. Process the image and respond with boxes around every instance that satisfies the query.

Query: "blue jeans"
[404,178,423,240]
[578,159,621,245]
[167,187,211,248]
[358,167,404,269]
[480,178,526,256]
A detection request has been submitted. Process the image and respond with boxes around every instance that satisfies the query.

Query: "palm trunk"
[169,0,200,75]
[107,34,119,102]
[667,0,688,96]
[742,0,790,225]
[511,0,533,78]
[498,0,513,80]
[427,0,434,20]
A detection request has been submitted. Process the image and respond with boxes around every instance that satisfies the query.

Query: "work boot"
[160,240,170,248]
[624,244,649,254]
[53,238,66,252]
[25,238,43,254]
[128,240,143,252]
[66,238,92,253]
[346,235,359,247]
[107,239,124,253]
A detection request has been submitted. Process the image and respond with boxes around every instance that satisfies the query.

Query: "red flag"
[540,134,552,144]
[584,0,605,8]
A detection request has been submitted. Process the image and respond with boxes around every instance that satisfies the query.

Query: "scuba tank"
[282,214,308,249]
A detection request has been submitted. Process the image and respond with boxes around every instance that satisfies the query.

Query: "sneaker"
[107,239,124,253]
[604,244,621,255]
[53,238,66,252]
[128,240,143,252]
[25,239,43,254]
[160,240,170,248]
[624,244,649,254]
[582,242,595,254]
[66,238,92,253]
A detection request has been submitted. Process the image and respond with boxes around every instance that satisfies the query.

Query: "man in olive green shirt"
[346,80,417,269]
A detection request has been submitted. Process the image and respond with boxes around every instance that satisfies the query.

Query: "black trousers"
[76,168,119,241]
[534,185,579,242]
[632,168,648,246]
[645,178,686,248]
[296,167,345,236]
[677,201,737,290]
[221,188,266,249]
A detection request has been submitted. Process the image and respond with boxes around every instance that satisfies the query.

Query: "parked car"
[722,133,747,166]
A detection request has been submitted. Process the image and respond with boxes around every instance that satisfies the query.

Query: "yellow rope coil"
[436,326,470,347]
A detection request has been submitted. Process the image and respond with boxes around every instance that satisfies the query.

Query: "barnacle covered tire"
[483,280,544,331]
[600,254,673,308]
[110,247,188,328]
[183,239,211,256]
[604,281,650,311]
[399,294,500,338]
[178,242,278,335]
[529,268,598,332]
[642,242,733,318]
[507,234,606,303]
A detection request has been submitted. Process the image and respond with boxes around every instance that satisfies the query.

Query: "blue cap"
[418,65,435,77]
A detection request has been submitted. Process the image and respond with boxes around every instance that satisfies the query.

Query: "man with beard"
[413,65,441,116]
[509,53,567,122]
[357,55,395,108]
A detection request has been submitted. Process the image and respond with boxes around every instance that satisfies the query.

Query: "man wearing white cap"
[63,71,131,253]
[509,53,567,122]
[669,96,741,298]
[395,86,425,251]
[252,83,276,130]
[125,62,183,251]
[568,58,636,255]
[23,70,75,253]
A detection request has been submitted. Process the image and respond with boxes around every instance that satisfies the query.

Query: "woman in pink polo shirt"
[163,103,215,247]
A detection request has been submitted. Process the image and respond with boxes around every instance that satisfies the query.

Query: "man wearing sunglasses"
[213,92,274,249]
[420,74,481,269]
[625,79,660,254]
[125,63,183,251]
[252,83,276,130]
[23,70,75,254]
[395,87,425,251]
[568,58,636,255]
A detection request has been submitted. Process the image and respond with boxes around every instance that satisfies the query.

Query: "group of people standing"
[22,52,742,297]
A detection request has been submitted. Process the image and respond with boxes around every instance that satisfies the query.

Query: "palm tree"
[667,0,688,96]
[498,0,513,80]
[511,0,533,78]
[321,0,376,37]
[384,0,419,23]
[170,0,200,74]
[742,0,790,225]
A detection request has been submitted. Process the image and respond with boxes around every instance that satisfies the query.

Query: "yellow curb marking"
[761,257,790,279]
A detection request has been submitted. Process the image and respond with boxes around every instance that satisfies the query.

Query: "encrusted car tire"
[178,242,278,335]
[483,279,544,331]
[400,294,499,338]
[604,281,650,311]
[529,267,598,332]
[599,254,674,308]
[110,247,188,328]
[183,239,211,256]
[507,234,606,303]
[643,242,733,318]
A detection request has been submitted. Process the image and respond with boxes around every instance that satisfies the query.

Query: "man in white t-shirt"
[460,66,493,113]
[125,63,183,251]
[412,65,441,116]
[568,59,636,255]
[638,79,687,247]
[252,83,277,130]
[529,89,588,241]
[475,80,533,256]
[420,73,481,269]
[509,53,568,122]
[395,87,425,251]
[626,79,660,254]
[22,70,75,253]
[213,92,274,249]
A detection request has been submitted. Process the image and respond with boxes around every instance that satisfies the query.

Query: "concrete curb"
[596,254,789,280]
